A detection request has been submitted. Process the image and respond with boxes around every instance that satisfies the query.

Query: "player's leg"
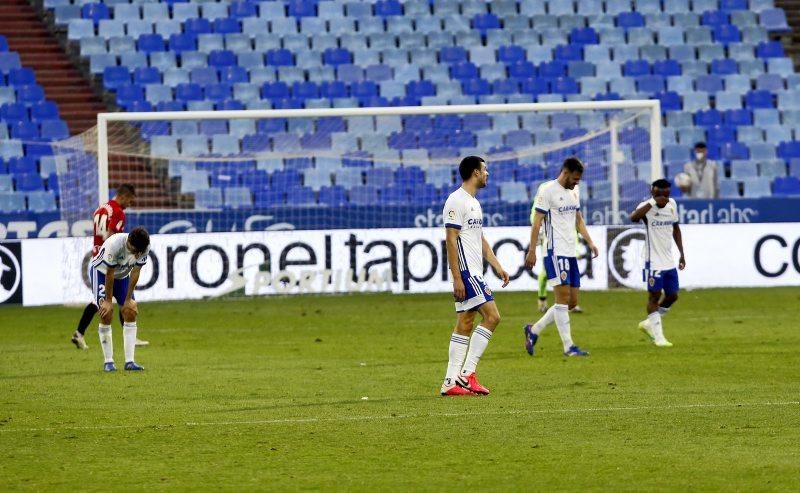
[537,245,548,312]
[93,268,116,372]
[658,271,679,318]
[441,310,476,396]
[114,278,144,371]
[457,300,500,395]
[558,259,588,356]
[523,254,561,355]
[655,270,679,346]
[71,302,97,350]
[639,289,662,344]
[639,271,673,347]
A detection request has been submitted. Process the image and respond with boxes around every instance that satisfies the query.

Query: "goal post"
[70,99,662,233]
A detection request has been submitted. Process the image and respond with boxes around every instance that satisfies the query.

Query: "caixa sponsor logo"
[753,234,800,278]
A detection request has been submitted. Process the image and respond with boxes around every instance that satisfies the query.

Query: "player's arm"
[575,211,599,258]
[445,227,466,301]
[122,266,141,320]
[673,224,686,270]
[631,196,668,222]
[525,211,545,269]
[630,200,653,222]
[482,235,509,287]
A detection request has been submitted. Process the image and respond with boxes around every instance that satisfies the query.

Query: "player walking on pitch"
[630,179,686,347]
[89,227,151,372]
[523,158,598,357]
[71,184,149,349]
[441,156,510,396]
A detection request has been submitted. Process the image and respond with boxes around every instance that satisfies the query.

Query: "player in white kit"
[440,156,510,396]
[630,179,686,347]
[89,227,150,372]
[523,158,599,357]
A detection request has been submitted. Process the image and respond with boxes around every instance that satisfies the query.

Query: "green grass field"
[1,288,799,491]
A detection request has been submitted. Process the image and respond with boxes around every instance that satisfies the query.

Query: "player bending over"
[523,158,599,357]
[630,179,686,347]
[71,184,148,349]
[89,227,150,372]
[440,156,510,396]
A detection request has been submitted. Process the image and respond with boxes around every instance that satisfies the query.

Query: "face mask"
[695,152,706,161]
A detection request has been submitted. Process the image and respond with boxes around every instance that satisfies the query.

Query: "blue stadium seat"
[11,121,39,140]
[756,40,784,58]
[742,177,772,197]
[40,120,69,140]
[8,68,35,86]
[719,179,741,197]
[759,160,786,178]
[15,173,44,192]
[617,11,646,29]
[773,176,800,195]
[0,192,26,212]
[224,187,253,208]
[254,189,286,207]
[745,90,775,109]
[194,188,223,209]
[760,9,790,33]
[26,191,57,212]
[349,185,379,205]
[318,185,347,206]
[30,101,59,121]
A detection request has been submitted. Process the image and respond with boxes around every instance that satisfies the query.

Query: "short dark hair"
[561,157,584,173]
[652,178,671,189]
[128,227,150,253]
[459,155,485,181]
[694,142,707,150]
[116,184,136,197]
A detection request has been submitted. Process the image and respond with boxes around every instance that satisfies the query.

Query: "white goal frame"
[97,100,662,225]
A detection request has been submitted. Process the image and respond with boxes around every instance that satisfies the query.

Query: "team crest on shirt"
[484,285,492,296]
[560,271,568,281]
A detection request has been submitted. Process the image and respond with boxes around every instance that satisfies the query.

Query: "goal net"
[54,101,661,231]
[50,101,661,300]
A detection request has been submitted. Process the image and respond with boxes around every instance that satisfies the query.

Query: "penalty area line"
[1,401,797,434]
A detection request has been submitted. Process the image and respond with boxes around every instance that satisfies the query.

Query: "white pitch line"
[1,401,797,434]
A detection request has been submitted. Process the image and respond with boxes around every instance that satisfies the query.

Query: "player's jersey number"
[94,213,109,238]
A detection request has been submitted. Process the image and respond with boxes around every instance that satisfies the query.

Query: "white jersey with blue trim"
[443,187,484,275]
[638,198,679,271]
[91,233,149,279]
[533,180,580,258]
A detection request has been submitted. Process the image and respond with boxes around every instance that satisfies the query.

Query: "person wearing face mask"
[682,142,719,199]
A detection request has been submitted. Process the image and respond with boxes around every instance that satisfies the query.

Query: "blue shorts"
[544,255,581,288]
[454,272,494,313]
[89,266,132,307]
[645,268,679,295]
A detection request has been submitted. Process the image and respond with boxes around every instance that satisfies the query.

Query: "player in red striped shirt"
[71,185,149,349]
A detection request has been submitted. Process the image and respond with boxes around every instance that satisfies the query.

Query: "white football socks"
[554,304,574,352]
[648,311,666,342]
[98,324,113,363]
[532,305,557,335]
[658,306,671,317]
[123,322,137,363]
[461,326,493,375]
[444,333,469,387]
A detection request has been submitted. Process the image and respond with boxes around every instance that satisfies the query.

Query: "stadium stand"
[3,0,800,217]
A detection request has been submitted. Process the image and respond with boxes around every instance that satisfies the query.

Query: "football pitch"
[1,287,798,491]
